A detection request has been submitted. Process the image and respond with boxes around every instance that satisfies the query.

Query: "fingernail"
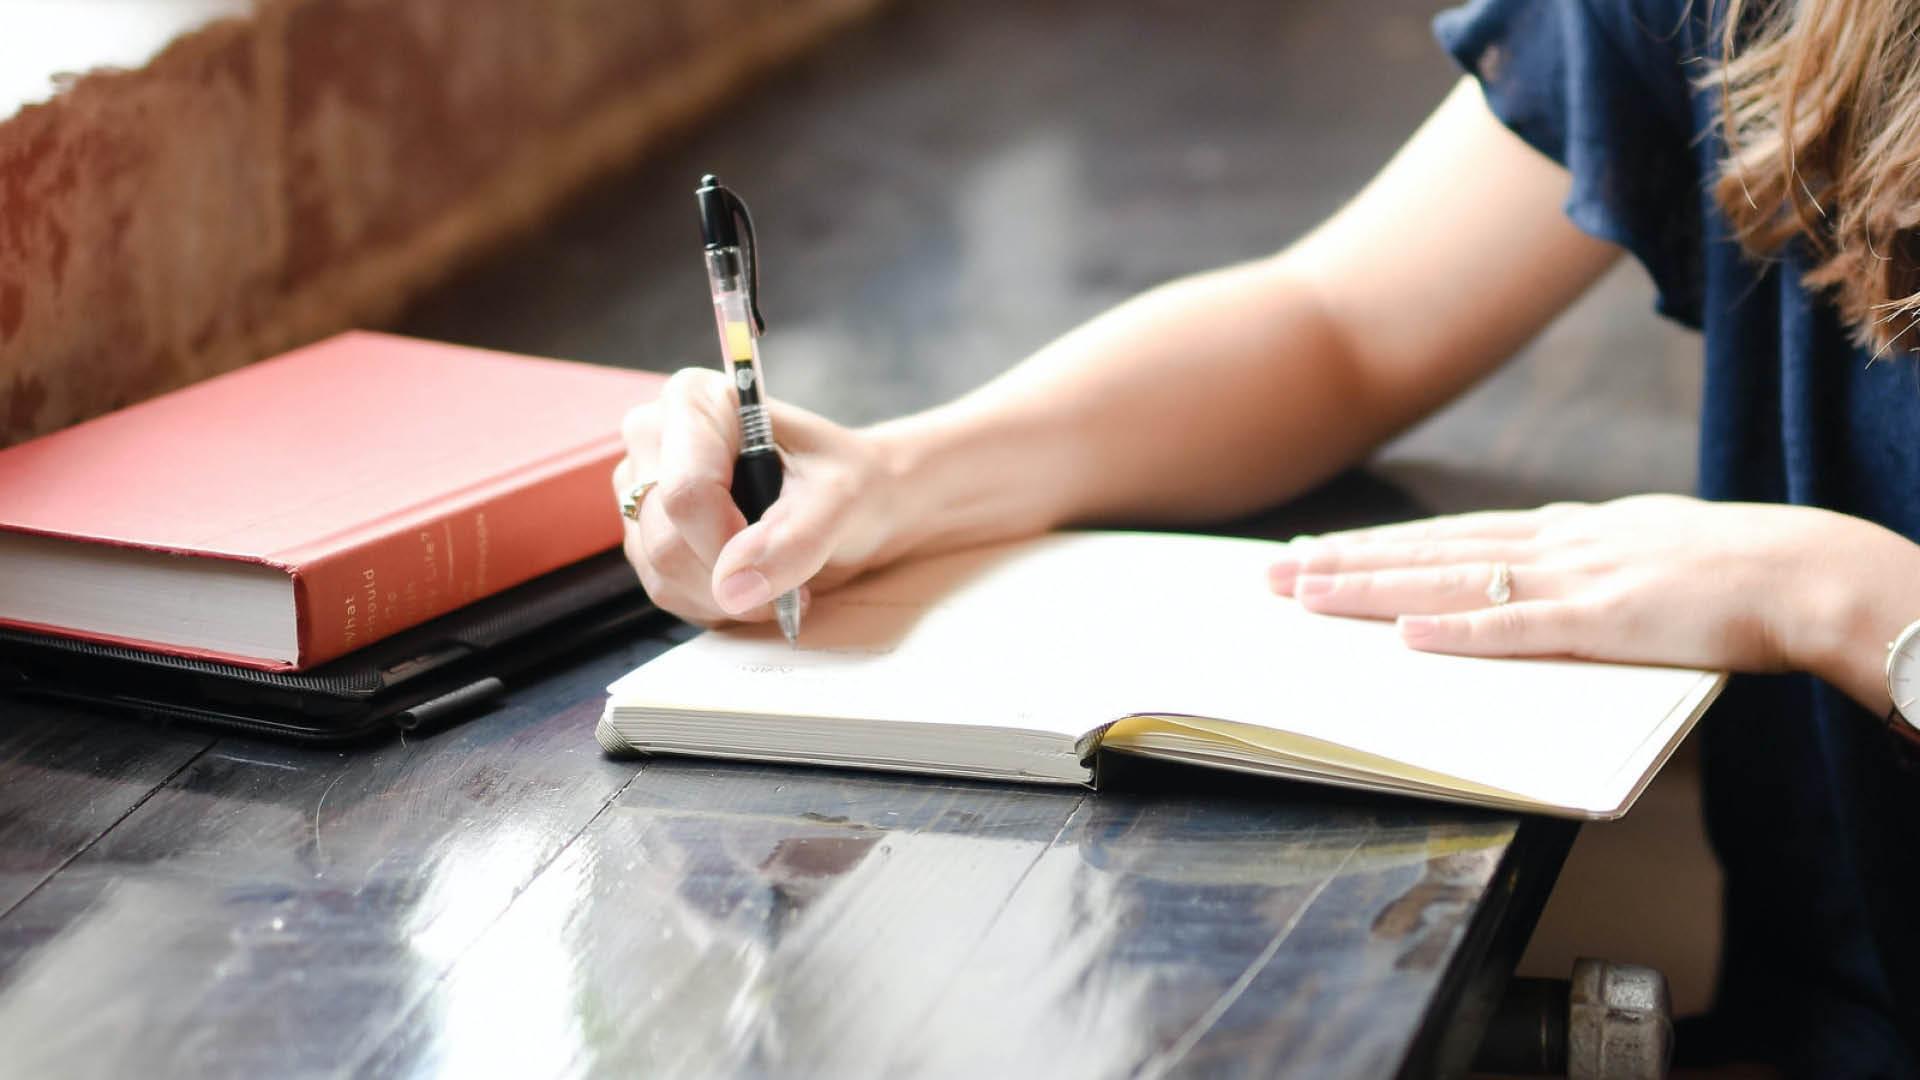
[1268,560,1299,592]
[1399,615,1438,641]
[1296,575,1334,598]
[716,570,773,614]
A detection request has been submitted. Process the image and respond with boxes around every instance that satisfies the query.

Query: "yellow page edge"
[1086,714,1527,807]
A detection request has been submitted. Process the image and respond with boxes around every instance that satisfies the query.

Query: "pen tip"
[774,592,801,646]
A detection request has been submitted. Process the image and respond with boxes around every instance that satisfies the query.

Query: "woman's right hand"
[612,368,905,627]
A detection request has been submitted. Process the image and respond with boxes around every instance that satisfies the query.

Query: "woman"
[614,0,1920,1071]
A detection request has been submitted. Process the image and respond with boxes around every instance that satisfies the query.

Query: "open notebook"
[598,532,1725,819]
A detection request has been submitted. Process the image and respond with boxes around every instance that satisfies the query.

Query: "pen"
[695,173,802,644]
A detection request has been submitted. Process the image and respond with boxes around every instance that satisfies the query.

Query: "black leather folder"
[0,551,655,743]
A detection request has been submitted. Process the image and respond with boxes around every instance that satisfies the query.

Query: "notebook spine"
[595,713,642,756]
[1074,724,1112,789]
[1073,723,1111,766]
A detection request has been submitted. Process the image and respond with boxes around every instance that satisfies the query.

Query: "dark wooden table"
[0,0,1706,1075]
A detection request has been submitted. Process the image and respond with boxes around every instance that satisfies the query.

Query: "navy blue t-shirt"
[1436,1,1920,1075]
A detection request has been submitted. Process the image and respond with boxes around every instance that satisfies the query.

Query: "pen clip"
[728,189,767,337]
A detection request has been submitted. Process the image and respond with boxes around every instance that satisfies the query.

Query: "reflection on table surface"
[0,644,1518,1076]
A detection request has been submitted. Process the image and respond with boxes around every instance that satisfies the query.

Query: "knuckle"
[1486,605,1532,638]
[665,366,729,409]
[768,401,825,447]
[662,366,709,397]
[655,591,717,626]
[620,403,661,447]
[640,518,696,573]
[815,466,861,511]
[625,541,664,596]
[627,557,717,625]
[625,534,691,609]
[1578,587,1620,618]
[1579,590,1632,630]
[659,477,714,521]
[1300,547,1340,574]
[642,534,692,577]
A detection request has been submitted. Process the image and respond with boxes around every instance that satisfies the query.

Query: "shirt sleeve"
[1434,0,1706,325]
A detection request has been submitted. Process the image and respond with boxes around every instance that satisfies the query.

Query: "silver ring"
[1485,562,1513,606]
[619,478,657,522]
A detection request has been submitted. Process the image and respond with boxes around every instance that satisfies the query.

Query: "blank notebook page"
[606,532,1720,812]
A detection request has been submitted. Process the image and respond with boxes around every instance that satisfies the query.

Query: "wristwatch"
[1884,618,1920,754]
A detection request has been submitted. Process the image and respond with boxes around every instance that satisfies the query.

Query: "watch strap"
[1886,706,1920,769]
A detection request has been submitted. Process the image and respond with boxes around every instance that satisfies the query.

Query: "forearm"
[858,78,1622,564]
[864,257,1405,560]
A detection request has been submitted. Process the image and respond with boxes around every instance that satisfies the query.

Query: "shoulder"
[1434,0,1715,326]
[1435,0,1709,134]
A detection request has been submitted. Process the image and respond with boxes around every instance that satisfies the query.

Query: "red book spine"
[287,441,626,668]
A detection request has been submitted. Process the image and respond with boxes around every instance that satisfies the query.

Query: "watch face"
[1887,620,1920,730]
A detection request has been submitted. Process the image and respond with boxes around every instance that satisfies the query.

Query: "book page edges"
[1579,669,1725,819]
[597,704,1094,787]
[1087,669,1726,821]
[597,665,1726,817]
[0,530,300,668]
[1092,715,1525,804]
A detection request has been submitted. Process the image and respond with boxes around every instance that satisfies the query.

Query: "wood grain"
[356,762,1521,1078]
[0,636,664,1076]
[0,703,211,913]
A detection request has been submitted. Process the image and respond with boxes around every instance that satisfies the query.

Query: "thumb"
[709,479,849,617]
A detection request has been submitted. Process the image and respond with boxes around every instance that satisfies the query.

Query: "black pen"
[695,174,802,644]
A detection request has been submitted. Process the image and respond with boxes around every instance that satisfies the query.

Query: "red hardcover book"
[0,332,661,671]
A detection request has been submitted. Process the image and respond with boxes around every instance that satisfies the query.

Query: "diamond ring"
[1485,562,1513,606]
[619,478,657,523]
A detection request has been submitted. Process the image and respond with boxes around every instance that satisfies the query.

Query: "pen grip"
[731,447,783,524]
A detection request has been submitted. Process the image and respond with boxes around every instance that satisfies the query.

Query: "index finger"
[1313,509,1548,546]
[655,369,746,566]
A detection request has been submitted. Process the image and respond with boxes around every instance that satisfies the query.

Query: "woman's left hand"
[1268,494,1920,707]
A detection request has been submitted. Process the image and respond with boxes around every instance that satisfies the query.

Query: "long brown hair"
[1715,0,1920,357]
